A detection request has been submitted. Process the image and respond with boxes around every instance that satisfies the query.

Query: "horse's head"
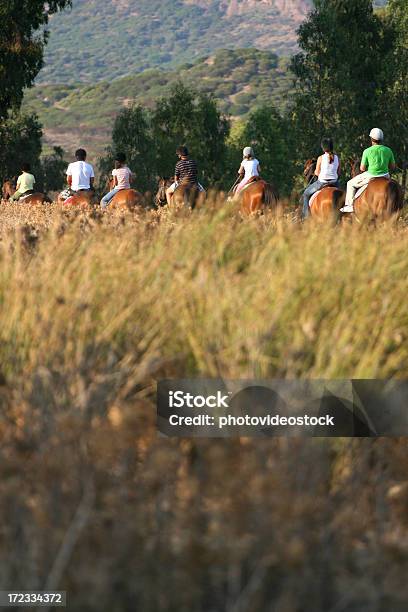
[2,178,16,200]
[303,159,317,185]
[349,158,360,178]
[155,177,171,206]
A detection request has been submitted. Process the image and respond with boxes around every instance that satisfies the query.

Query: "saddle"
[309,185,336,208]
[18,190,35,201]
[237,176,263,196]
[247,176,262,185]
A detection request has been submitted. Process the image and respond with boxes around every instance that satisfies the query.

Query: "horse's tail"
[263,182,278,207]
[385,180,404,214]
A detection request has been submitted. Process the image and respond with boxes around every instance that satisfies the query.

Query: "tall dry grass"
[1,200,408,383]
[0,200,408,611]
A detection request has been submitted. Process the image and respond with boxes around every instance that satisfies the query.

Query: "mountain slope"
[40,0,311,84]
[25,49,293,159]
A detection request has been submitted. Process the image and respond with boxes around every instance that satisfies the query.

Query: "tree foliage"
[290,0,396,160]
[237,106,298,196]
[40,146,68,192]
[385,0,408,187]
[0,0,72,118]
[99,106,155,194]
[100,84,230,192]
[0,112,42,183]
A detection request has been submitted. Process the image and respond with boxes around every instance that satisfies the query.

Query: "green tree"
[238,106,298,196]
[101,84,230,192]
[98,105,155,193]
[385,0,408,191]
[40,146,67,192]
[290,0,396,161]
[0,112,42,183]
[0,1,72,118]
[151,83,230,187]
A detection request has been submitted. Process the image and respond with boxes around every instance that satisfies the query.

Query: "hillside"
[24,49,293,159]
[40,0,312,84]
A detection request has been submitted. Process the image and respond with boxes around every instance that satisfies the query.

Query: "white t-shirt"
[66,161,95,191]
[318,153,339,182]
[241,158,260,180]
[112,167,132,190]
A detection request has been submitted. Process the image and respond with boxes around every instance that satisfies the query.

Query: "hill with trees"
[39,0,312,84]
[23,49,293,159]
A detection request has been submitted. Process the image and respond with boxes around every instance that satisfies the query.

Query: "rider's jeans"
[302,179,338,218]
[101,187,121,208]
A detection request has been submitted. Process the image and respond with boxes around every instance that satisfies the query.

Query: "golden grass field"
[1,198,408,610]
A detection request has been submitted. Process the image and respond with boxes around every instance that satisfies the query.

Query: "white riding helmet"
[369,128,384,141]
[243,146,254,158]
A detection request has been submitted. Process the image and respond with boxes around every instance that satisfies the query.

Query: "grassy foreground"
[1,201,408,610]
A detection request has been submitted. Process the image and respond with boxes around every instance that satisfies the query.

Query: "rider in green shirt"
[341,128,396,213]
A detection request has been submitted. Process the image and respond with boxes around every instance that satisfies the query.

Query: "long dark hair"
[321,138,335,164]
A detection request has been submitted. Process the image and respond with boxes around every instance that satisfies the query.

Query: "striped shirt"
[175,158,198,186]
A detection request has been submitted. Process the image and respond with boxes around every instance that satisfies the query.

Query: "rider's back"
[318,153,339,182]
[19,171,35,193]
[175,158,198,186]
[242,158,260,180]
[362,144,395,176]
[67,160,94,191]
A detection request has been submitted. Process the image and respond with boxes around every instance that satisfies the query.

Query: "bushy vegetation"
[1,201,408,609]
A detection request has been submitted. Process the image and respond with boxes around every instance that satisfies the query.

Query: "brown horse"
[60,190,96,208]
[155,178,206,209]
[235,178,279,216]
[2,179,51,205]
[303,160,345,222]
[349,160,404,221]
[103,178,144,211]
[173,184,206,209]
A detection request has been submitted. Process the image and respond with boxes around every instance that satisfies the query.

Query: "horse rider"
[302,138,341,219]
[340,128,396,213]
[60,148,95,201]
[10,162,36,201]
[166,146,204,206]
[100,153,134,208]
[234,146,261,195]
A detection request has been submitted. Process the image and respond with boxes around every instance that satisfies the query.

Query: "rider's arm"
[257,163,261,174]
[360,150,368,173]
[337,160,341,177]
[67,175,72,187]
[315,156,322,177]
[238,163,244,176]
[389,151,396,173]
[90,177,95,189]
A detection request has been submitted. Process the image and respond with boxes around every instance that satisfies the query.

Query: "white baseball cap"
[369,128,384,141]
